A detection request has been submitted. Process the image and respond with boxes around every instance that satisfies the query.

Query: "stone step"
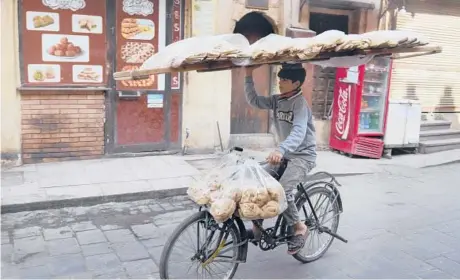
[420,129,460,141]
[420,120,451,131]
[419,138,460,154]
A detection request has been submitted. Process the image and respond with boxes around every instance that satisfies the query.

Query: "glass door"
[358,57,391,134]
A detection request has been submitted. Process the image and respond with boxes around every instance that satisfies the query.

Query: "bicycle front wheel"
[159,210,242,279]
[293,184,341,263]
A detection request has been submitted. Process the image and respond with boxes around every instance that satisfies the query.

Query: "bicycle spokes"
[300,190,340,258]
[166,215,239,279]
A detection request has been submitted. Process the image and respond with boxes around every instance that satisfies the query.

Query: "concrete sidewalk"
[2,149,460,213]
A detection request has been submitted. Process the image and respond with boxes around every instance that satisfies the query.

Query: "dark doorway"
[309,13,349,34]
[231,12,275,134]
[309,12,350,118]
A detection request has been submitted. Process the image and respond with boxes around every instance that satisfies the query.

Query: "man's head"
[277,63,306,94]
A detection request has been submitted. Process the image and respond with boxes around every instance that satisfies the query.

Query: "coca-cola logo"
[335,85,351,137]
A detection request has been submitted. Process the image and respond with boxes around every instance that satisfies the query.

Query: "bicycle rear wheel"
[159,211,242,279]
[293,184,341,263]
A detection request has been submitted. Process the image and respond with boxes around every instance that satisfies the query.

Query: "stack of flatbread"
[334,30,429,52]
[241,34,294,61]
[141,34,250,70]
[289,30,347,59]
[139,30,431,71]
[240,30,349,62]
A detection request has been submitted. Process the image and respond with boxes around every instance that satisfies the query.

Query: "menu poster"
[115,0,166,91]
[171,0,182,90]
[20,0,107,86]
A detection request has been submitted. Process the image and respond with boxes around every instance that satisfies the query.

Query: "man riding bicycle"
[244,63,317,255]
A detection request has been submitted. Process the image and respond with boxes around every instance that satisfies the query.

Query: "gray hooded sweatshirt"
[245,76,317,163]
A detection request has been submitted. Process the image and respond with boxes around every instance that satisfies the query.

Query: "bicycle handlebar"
[232,147,341,186]
[258,158,290,166]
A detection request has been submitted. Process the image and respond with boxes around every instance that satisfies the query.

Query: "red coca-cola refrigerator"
[329,57,392,159]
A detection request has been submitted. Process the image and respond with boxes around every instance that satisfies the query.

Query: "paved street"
[2,163,460,279]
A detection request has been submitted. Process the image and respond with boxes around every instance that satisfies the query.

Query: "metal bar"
[319,226,348,243]
[216,121,224,152]
[392,50,442,60]
[18,87,111,91]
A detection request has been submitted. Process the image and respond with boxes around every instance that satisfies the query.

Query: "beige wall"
[181,0,232,151]
[181,0,284,151]
[181,0,383,150]
[1,0,22,166]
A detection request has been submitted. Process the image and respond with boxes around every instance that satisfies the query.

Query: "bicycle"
[159,147,348,279]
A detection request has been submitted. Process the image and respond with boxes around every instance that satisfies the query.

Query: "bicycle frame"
[249,172,347,251]
[197,170,347,264]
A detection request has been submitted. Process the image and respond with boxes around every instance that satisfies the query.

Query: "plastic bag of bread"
[186,151,242,206]
[234,159,287,220]
[187,181,211,205]
[210,198,236,223]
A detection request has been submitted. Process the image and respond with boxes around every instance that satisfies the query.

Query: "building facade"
[384,0,460,128]
[1,0,381,166]
[2,0,185,165]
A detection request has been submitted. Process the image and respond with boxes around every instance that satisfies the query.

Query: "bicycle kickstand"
[319,226,348,243]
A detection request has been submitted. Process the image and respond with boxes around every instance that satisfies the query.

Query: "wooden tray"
[113,46,441,81]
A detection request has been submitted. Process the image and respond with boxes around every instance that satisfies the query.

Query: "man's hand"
[267,150,283,165]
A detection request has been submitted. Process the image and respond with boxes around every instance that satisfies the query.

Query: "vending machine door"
[358,57,391,135]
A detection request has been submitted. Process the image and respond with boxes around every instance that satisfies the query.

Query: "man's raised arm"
[244,67,274,110]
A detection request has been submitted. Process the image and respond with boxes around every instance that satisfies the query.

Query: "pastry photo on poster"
[121,18,155,40]
[42,34,90,62]
[26,11,60,31]
[72,65,103,83]
[121,42,155,63]
[72,14,103,34]
[27,64,61,83]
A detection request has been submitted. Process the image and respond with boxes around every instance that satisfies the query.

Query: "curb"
[1,187,188,214]
[1,172,369,214]
[3,159,459,214]
[422,159,460,168]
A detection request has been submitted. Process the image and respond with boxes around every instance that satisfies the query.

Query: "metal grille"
[390,0,460,112]
[312,66,336,119]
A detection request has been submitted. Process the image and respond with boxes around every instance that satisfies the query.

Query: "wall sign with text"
[170,0,182,90]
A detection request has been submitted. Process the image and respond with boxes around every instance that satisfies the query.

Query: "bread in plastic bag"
[210,198,236,223]
[187,152,241,206]
[187,180,211,205]
[261,201,281,219]
[187,153,287,222]
[238,203,263,220]
[235,159,287,220]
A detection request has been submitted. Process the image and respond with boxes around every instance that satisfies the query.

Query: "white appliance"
[384,99,421,148]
